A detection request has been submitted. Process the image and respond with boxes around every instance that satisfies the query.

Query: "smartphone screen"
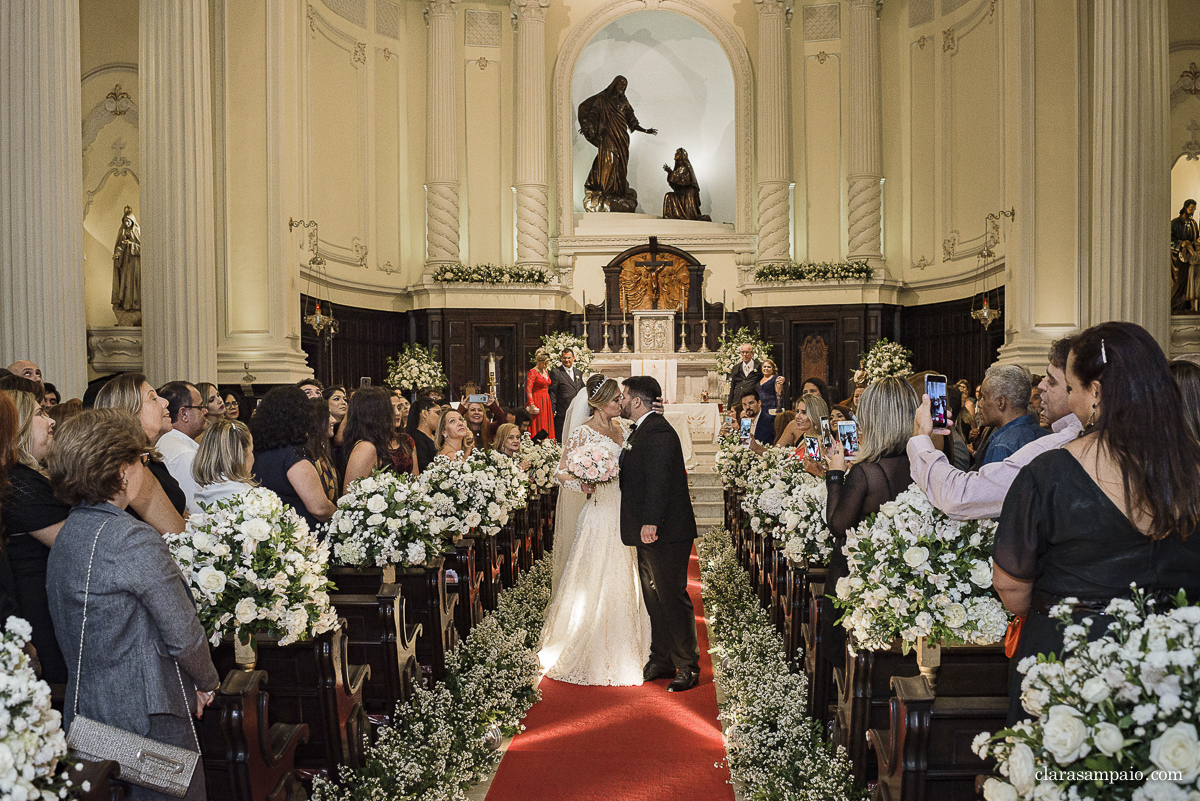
[925,374,949,430]
[838,420,860,459]
[359,376,372,388]
[820,417,832,448]
[740,417,753,444]
[804,436,821,461]
[468,394,489,404]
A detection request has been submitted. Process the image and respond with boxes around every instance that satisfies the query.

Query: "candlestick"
[698,319,710,352]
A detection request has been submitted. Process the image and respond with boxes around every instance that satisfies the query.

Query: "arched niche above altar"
[553,0,754,239]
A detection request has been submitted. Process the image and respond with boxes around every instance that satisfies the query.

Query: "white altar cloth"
[630,358,678,403]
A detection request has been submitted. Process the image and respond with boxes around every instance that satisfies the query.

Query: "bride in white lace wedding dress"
[537,376,651,686]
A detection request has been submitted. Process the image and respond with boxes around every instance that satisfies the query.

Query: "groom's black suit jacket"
[619,413,697,547]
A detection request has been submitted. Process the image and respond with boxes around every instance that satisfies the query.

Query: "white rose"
[174,545,195,564]
[903,546,929,568]
[969,559,993,588]
[982,778,1018,801]
[1080,677,1111,705]
[1093,722,1125,757]
[234,597,258,624]
[211,542,231,558]
[1149,722,1200,783]
[192,531,217,553]
[366,513,385,527]
[337,517,354,534]
[366,494,387,514]
[943,603,967,629]
[1042,705,1091,765]
[1006,742,1036,795]
[465,511,482,528]
[196,566,227,598]
[239,518,272,541]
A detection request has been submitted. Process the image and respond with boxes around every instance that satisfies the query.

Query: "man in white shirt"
[726,342,762,409]
[908,337,1081,520]
[156,380,206,512]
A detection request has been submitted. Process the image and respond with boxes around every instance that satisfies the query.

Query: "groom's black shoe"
[667,668,699,692]
[643,661,674,682]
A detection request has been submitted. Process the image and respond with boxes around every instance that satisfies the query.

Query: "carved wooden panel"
[800,335,829,388]
[618,251,690,312]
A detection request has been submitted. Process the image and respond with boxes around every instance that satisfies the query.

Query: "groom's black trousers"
[637,539,700,673]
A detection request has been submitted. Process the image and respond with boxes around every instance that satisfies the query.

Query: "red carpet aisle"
[484,548,734,801]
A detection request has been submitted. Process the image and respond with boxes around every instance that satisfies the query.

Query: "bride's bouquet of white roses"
[832,485,1009,653]
[0,616,70,800]
[974,590,1200,801]
[328,470,447,569]
[519,434,562,494]
[714,432,758,492]
[779,479,833,564]
[166,487,340,647]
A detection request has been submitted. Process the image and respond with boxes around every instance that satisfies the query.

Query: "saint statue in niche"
[111,205,142,326]
[1171,198,1199,313]
[578,75,657,213]
[662,148,711,221]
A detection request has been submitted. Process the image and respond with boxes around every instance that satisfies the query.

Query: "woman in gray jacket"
[46,409,219,800]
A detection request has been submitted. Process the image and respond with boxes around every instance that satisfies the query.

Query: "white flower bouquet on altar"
[833,485,1009,653]
[974,590,1200,801]
[0,616,71,800]
[538,332,593,373]
[780,479,833,564]
[328,470,446,569]
[420,450,527,538]
[563,440,619,499]
[385,343,447,392]
[859,337,914,383]
[520,433,562,494]
[166,487,339,647]
[714,433,759,491]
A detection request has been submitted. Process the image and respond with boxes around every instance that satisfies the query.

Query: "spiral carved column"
[512,0,551,269]
[755,0,792,266]
[426,0,461,268]
[0,0,87,397]
[847,0,882,261]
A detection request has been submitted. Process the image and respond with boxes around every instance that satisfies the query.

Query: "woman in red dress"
[526,349,556,440]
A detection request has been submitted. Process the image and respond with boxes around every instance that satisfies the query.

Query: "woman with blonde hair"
[757,358,785,415]
[94,372,186,534]
[775,392,829,447]
[434,407,473,461]
[0,390,70,682]
[193,418,258,508]
[526,349,555,440]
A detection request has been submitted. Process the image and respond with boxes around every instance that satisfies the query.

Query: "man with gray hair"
[974,363,1047,467]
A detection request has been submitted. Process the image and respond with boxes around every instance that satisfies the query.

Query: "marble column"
[426,0,461,270]
[511,0,551,271]
[0,0,87,398]
[755,0,791,266]
[846,0,883,262]
[1088,0,1170,345]
[140,0,218,386]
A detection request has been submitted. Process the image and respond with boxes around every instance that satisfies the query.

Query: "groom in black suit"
[619,375,700,692]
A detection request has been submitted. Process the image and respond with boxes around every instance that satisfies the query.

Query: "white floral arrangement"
[167,488,340,647]
[0,616,71,800]
[519,434,561,494]
[859,337,914,384]
[328,470,447,569]
[715,327,773,378]
[713,433,759,492]
[753,260,873,284]
[537,332,593,373]
[833,485,1009,653]
[974,590,1200,801]
[432,262,550,285]
[741,447,817,541]
[779,479,834,564]
[697,531,859,800]
[419,450,527,539]
[385,343,447,392]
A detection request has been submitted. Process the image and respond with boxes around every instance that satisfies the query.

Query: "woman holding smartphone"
[775,393,827,447]
[822,376,919,669]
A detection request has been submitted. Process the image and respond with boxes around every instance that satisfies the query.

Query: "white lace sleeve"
[555,426,590,493]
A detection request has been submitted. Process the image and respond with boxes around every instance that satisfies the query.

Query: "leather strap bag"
[65,518,202,797]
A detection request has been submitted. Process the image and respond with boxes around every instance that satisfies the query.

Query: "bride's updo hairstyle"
[586,374,620,411]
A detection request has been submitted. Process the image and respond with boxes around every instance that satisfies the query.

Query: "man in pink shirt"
[908,337,1081,520]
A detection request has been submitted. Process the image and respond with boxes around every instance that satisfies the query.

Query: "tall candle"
[582,290,587,325]
[604,297,609,323]
[723,290,727,322]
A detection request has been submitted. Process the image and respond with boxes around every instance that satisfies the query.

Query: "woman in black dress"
[0,389,70,682]
[249,386,337,531]
[823,376,920,668]
[994,322,1200,723]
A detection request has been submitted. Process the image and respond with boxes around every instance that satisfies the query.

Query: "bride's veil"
[550,388,592,596]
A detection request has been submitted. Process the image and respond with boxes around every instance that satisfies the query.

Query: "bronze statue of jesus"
[578,75,657,213]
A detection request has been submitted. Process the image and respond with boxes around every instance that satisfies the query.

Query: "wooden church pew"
[330,583,422,726]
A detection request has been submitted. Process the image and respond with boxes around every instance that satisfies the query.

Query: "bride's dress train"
[538,425,651,686]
